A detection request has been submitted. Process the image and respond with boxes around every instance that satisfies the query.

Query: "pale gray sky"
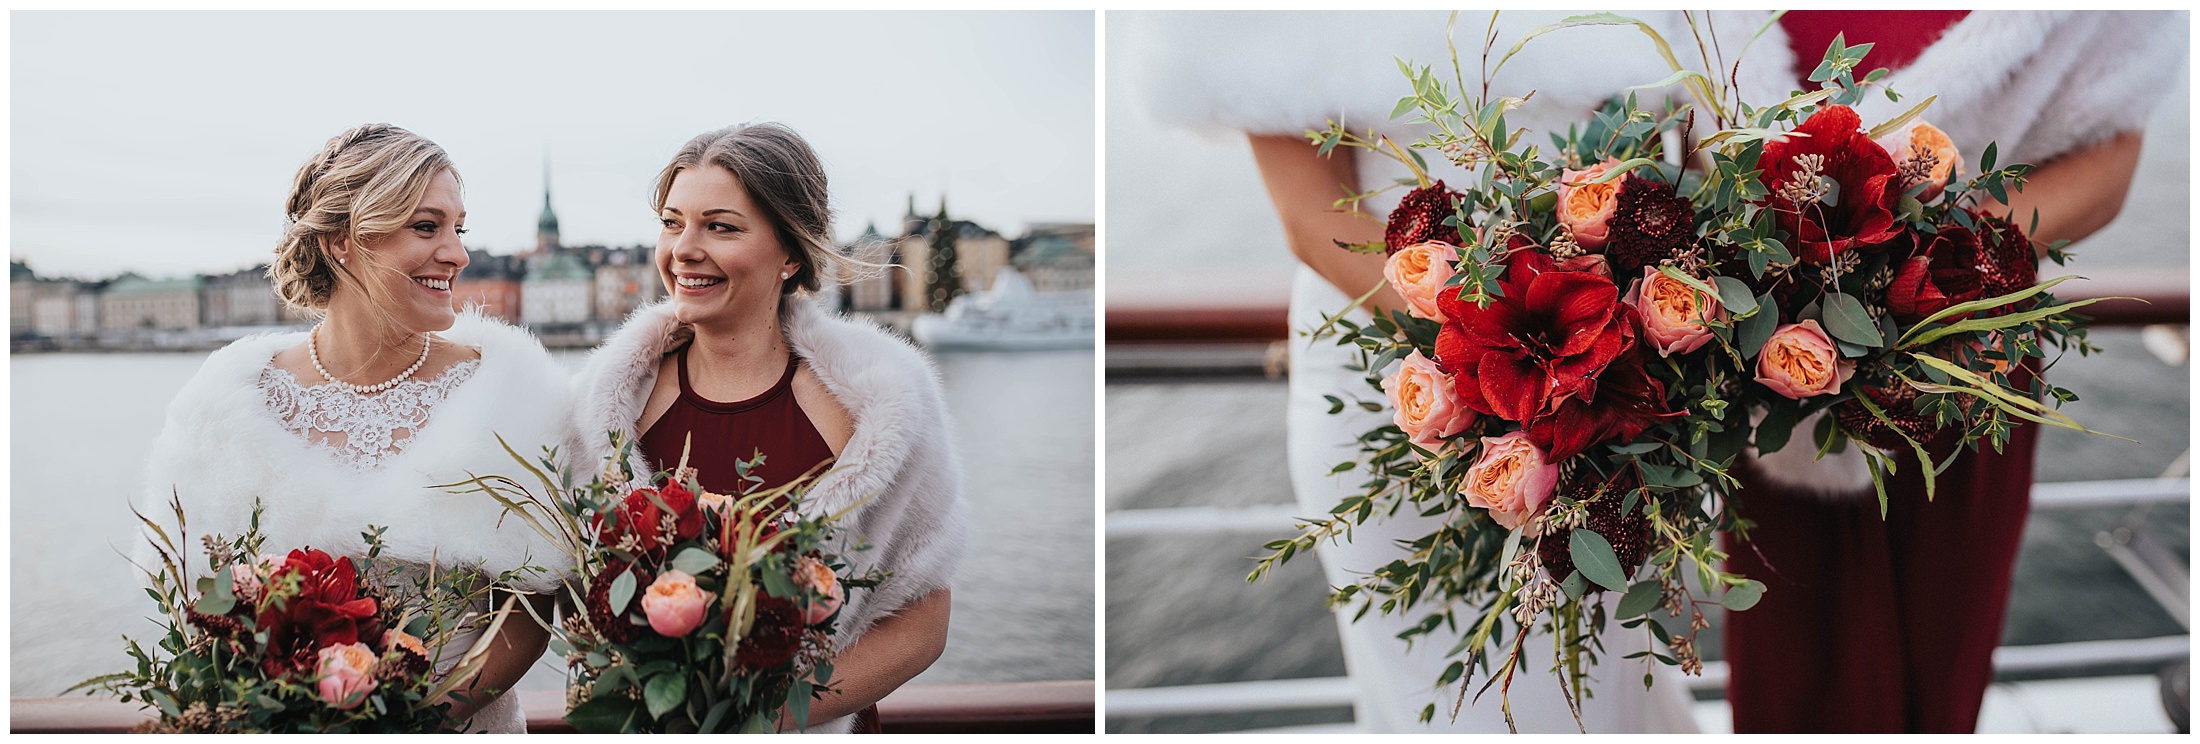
[12,11,1095,279]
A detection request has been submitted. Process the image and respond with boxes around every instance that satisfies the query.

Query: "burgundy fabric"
[1724,420,2037,733]
[852,704,883,734]
[639,345,835,495]
[1780,11,1970,89]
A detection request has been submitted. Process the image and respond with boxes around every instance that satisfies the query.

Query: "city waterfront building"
[99,275,202,332]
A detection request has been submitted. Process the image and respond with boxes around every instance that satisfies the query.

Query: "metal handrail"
[10,680,1095,734]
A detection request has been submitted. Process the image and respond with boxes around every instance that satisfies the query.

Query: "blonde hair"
[271,124,458,315]
[650,123,877,296]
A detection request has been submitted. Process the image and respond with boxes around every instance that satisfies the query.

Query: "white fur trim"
[572,297,969,735]
[138,310,578,594]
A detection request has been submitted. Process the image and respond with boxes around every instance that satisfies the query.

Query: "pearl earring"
[781,271,791,279]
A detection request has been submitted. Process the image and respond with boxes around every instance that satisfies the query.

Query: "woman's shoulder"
[783,298,940,393]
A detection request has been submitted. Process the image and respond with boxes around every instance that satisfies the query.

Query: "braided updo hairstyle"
[650,123,871,297]
[270,124,458,315]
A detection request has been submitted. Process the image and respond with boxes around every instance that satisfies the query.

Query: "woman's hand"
[439,589,555,725]
[1248,134,1408,317]
[1982,131,2145,252]
[778,587,952,731]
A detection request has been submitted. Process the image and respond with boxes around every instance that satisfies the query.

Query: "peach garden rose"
[1557,159,1623,249]
[1875,118,1960,203]
[1755,320,1856,399]
[640,570,711,638]
[1383,350,1476,450]
[1460,431,1559,530]
[1384,240,1461,322]
[314,642,380,710]
[1626,266,1724,356]
[791,555,846,625]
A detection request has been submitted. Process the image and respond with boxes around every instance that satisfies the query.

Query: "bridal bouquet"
[467,432,873,733]
[74,498,532,733]
[1252,13,2121,729]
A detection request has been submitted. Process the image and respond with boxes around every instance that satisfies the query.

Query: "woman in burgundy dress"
[1724,10,2181,733]
[574,123,968,734]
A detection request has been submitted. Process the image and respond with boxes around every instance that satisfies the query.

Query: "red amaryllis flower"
[1605,174,1697,274]
[1385,181,1463,254]
[733,595,805,670]
[584,560,650,644]
[599,482,705,557]
[1434,249,1636,425]
[1887,225,1984,323]
[1536,470,1650,590]
[1760,105,1904,263]
[255,549,380,677]
[1520,344,1685,460]
[1971,211,2038,309]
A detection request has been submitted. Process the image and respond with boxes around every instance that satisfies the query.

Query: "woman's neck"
[315,303,426,385]
[685,308,791,398]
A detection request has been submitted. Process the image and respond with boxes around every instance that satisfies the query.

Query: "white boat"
[912,268,1094,351]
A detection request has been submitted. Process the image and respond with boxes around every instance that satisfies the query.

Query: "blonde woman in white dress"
[137,124,573,733]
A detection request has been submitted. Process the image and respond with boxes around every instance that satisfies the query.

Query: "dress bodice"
[257,359,482,472]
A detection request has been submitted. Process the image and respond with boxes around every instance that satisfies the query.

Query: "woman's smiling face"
[349,168,469,332]
[655,164,798,327]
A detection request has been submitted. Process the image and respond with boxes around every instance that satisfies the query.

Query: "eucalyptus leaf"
[643,673,687,719]
[1737,294,1779,358]
[1617,580,1663,619]
[671,547,720,577]
[1756,402,1798,453]
[1821,292,1882,347]
[1712,276,1758,316]
[610,568,638,616]
[567,695,640,733]
[1722,579,1767,611]
[1569,529,1629,591]
[1561,570,1588,600]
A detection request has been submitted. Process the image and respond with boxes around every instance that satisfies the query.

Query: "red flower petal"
[1526,271,1619,357]
[1476,348,1549,422]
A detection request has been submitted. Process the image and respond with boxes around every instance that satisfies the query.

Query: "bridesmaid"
[574,123,968,734]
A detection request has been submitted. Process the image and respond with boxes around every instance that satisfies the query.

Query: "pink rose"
[1557,160,1623,249]
[1383,350,1476,449]
[229,563,263,605]
[791,555,846,626]
[314,642,379,710]
[640,570,710,638]
[1460,432,1559,530]
[1625,267,1723,356]
[1755,320,1856,399]
[1383,240,1461,322]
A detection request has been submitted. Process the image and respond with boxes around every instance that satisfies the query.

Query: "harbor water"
[9,345,1095,696]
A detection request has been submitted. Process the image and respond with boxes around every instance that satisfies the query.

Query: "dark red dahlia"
[1887,225,1984,323]
[1972,211,2039,310]
[1833,382,1944,451]
[1385,181,1464,254]
[1536,471,1651,590]
[1759,105,1904,263]
[584,561,650,644]
[1433,249,1637,431]
[733,595,805,670]
[1605,174,1697,274]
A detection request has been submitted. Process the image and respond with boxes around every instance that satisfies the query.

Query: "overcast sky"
[11,11,1095,279]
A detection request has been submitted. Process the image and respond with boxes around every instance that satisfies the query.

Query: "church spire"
[536,147,561,254]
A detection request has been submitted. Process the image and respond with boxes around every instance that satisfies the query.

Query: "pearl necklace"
[309,324,431,395]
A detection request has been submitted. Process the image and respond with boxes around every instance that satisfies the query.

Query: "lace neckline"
[257,358,483,472]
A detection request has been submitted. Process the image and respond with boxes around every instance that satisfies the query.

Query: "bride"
[572,122,967,734]
[137,124,573,733]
